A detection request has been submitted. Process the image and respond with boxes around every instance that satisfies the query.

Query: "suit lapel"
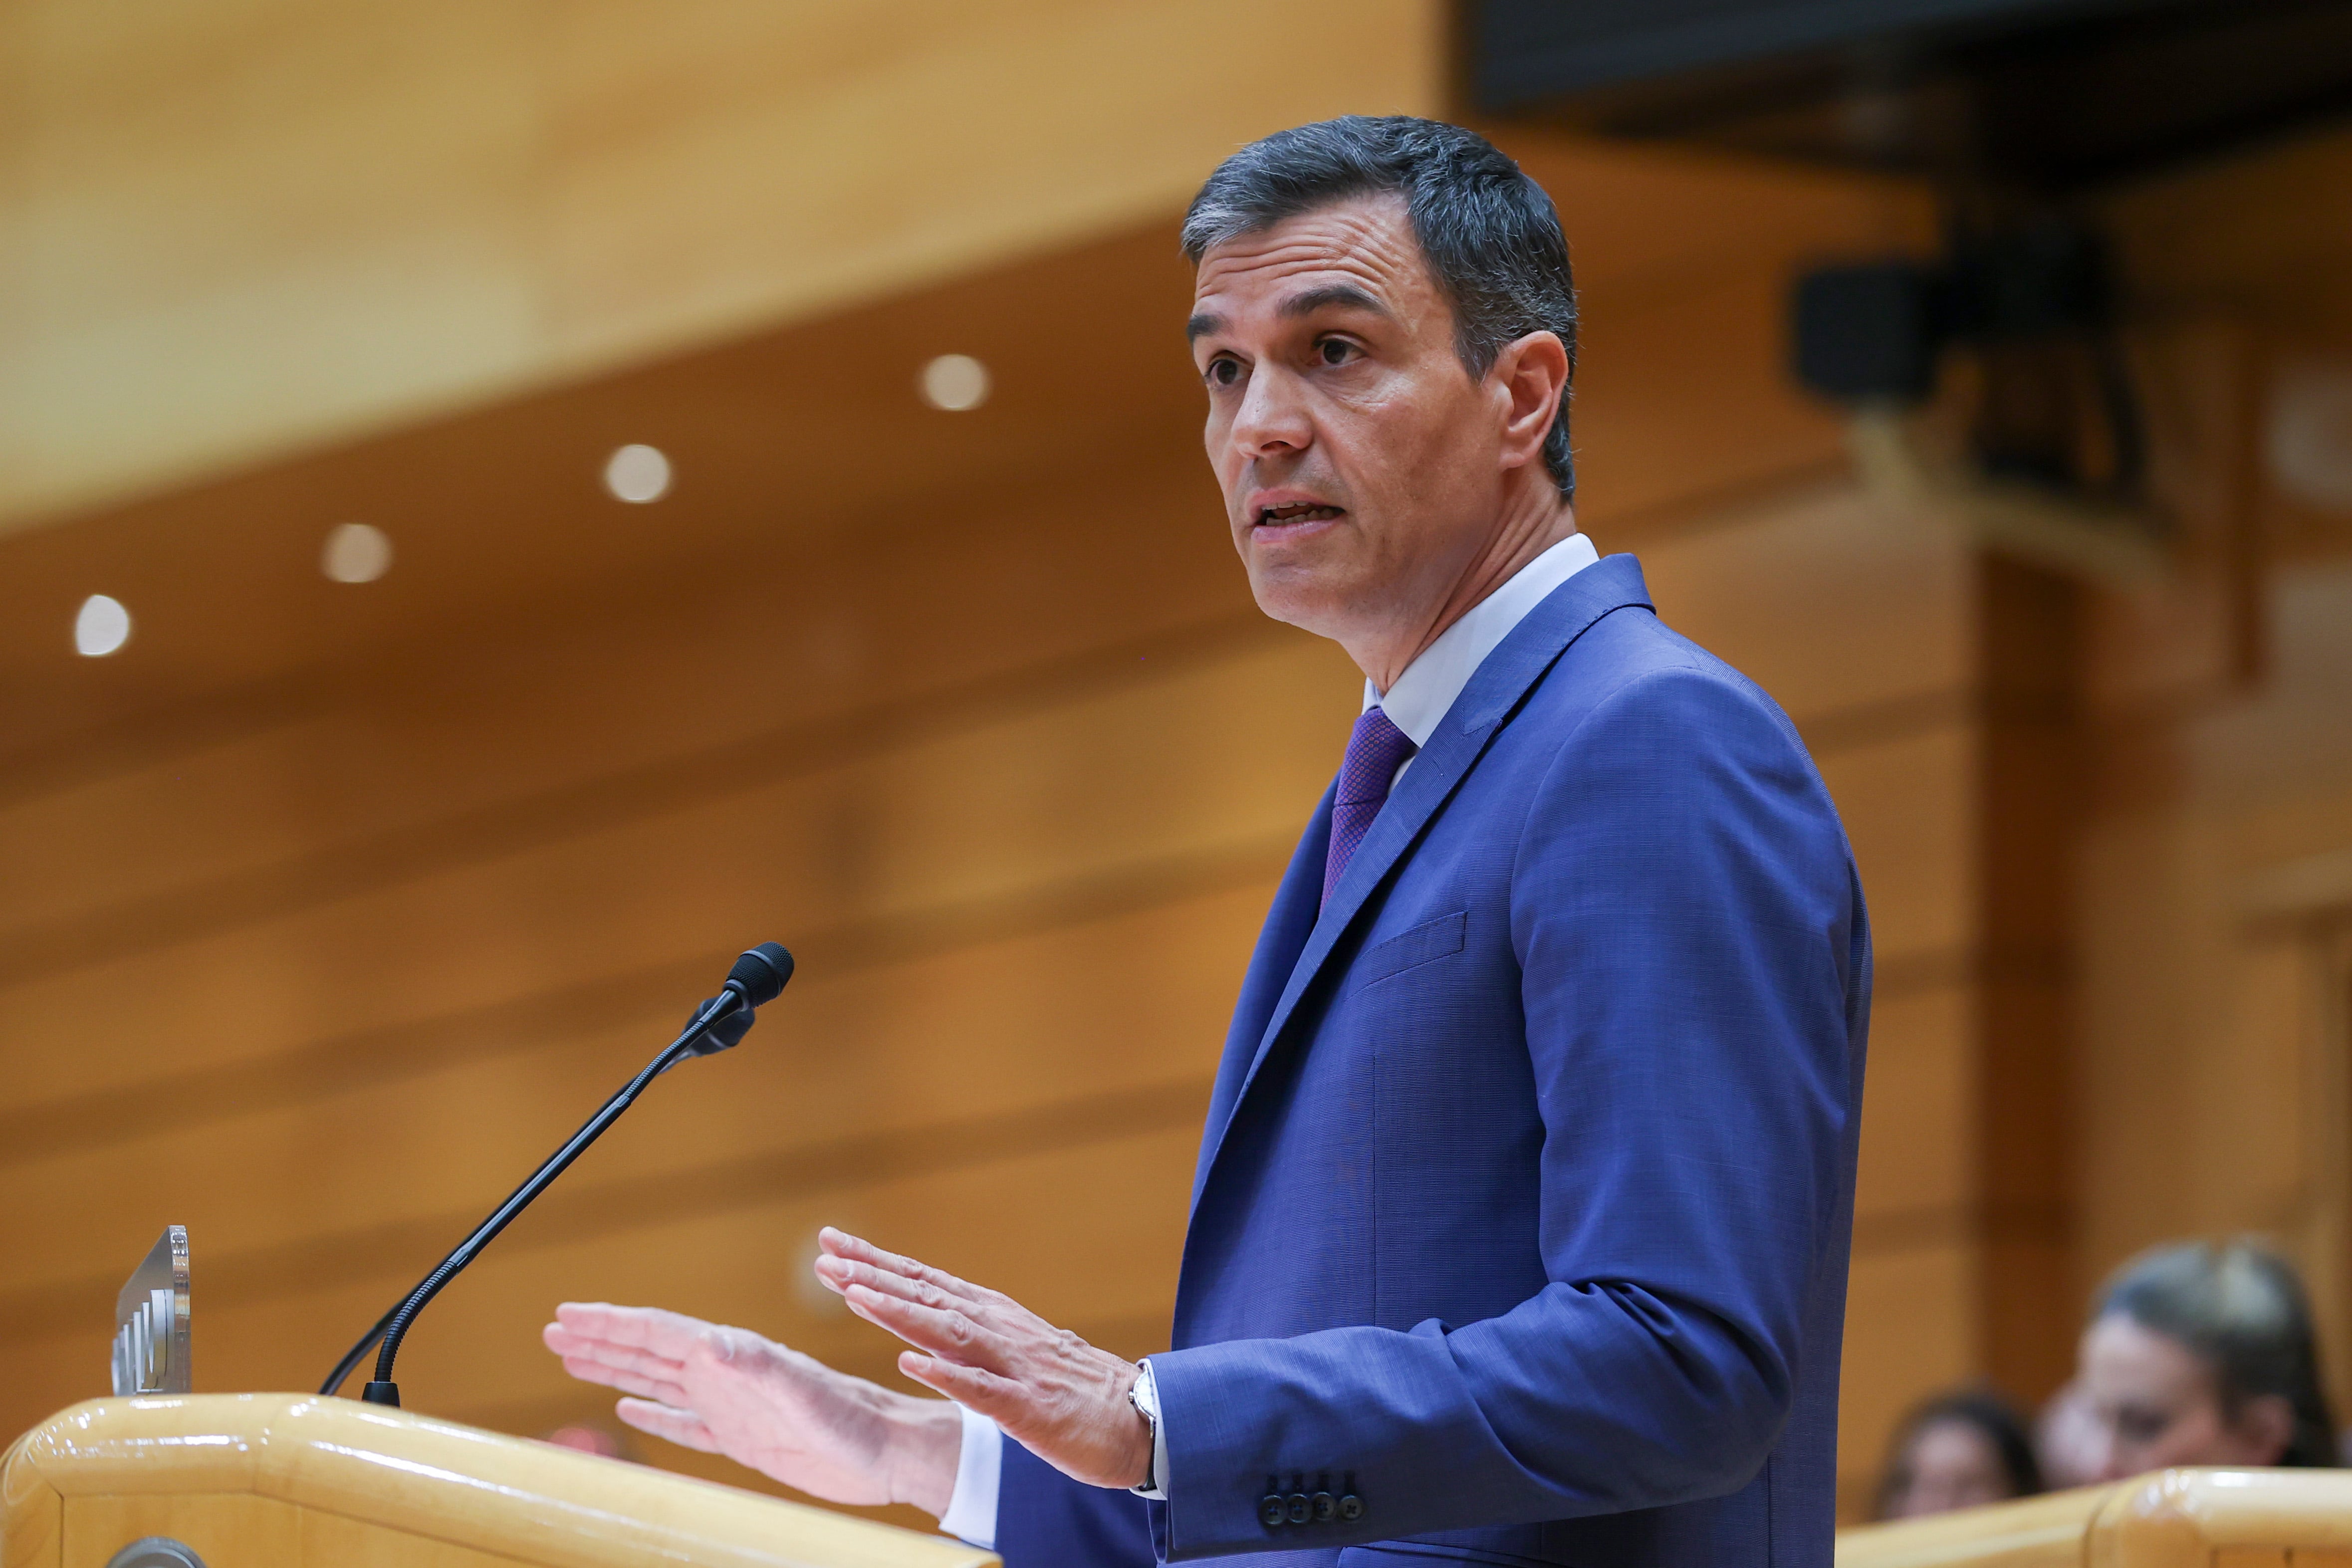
[1188,556,1655,1210]
[1187,781,1331,1210]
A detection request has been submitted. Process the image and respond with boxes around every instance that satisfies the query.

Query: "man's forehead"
[1189,196,1425,315]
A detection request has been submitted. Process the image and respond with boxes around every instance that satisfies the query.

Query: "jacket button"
[1259,1495,1287,1529]
[1286,1493,1312,1526]
[1311,1491,1337,1523]
[1338,1493,1365,1523]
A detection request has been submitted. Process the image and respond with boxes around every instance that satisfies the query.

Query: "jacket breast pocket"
[1357,909,1467,987]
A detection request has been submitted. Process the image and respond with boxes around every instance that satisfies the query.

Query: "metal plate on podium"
[111,1226,190,1396]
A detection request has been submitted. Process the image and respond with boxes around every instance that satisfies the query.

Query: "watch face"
[1127,1380,1162,1494]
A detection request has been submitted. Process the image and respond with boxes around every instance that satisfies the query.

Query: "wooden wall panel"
[1720,623,1983,1517]
[0,491,1261,937]
[2104,122,2352,340]
[2182,937,2314,1233]
[1841,991,1987,1504]
[1635,486,1971,727]
[0,0,1443,532]
[1838,1242,1979,1515]
[1818,727,1977,964]
[1575,264,1852,522]
[1973,562,2084,1406]
[1853,986,1977,1226]
[0,885,1266,1311]
[1504,131,1934,320]
[0,625,1354,1105]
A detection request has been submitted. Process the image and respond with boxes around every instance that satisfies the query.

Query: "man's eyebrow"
[1185,284,1391,342]
[1279,283,1389,321]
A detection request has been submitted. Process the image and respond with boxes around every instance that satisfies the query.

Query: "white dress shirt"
[937,1402,1004,1546]
[1368,530,1600,758]
[936,530,1602,1549]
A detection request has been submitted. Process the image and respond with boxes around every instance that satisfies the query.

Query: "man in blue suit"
[547,116,1869,1567]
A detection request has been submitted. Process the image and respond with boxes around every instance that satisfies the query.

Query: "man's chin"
[1243,566,1357,639]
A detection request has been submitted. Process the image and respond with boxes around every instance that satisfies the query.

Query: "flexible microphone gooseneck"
[318,942,794,1406]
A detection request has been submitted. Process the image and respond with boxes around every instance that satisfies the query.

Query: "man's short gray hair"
[1182,116,1578,500]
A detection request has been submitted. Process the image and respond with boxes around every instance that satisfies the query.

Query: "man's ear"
[1491,330,1570,470]
[2233,1393,2297,1464]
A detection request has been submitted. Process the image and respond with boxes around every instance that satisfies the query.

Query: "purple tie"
[1323,706,1418,905]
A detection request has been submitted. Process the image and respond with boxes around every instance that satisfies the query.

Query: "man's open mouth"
[1256,502,1345,525]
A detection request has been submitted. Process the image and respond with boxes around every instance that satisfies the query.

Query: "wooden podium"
[1837,1467,2352,1567]
[2,1395,997,1568]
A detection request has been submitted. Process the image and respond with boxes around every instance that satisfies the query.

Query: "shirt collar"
[1365,532,1601,746]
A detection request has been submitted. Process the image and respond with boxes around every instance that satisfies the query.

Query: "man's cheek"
[1209,435,1238,476]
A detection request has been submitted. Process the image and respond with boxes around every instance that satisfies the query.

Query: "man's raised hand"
[812,1227,1154,1491]
[542,1302,961,1515]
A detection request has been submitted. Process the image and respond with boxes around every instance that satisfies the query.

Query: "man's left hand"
[813,1226,1154,1491]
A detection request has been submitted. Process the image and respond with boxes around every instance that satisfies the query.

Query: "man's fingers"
[545,1323,689,1381]
[842,1283,1004,1369]
[816,1228,986,1305]
[896,1352,1023,1417]
[543,1321,682,1368]
[545,1321,694,1405]
[558,1351,691,1406]
[612,1398,722,1454]
[815,1256,972,1316]
[554,1301,720,1358]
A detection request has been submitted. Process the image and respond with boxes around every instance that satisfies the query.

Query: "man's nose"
[1230,364,1311,456]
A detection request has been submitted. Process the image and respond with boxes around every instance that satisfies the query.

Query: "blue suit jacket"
[997,556,1870,1567]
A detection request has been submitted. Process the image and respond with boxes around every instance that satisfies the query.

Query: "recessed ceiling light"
[75,594,131,657]
[322,522,394,583]
[605,443,673,503]
[920,354,991,412]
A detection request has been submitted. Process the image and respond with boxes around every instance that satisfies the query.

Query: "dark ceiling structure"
[1472,0,2352,564]
[1475,0,2352,192]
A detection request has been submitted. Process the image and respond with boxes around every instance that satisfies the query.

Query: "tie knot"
[1323,706,1417,907]
[1336,707,1417,807]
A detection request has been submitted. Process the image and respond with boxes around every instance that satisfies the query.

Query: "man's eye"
[1319,339,1354,366]
[1208,358,1241,387]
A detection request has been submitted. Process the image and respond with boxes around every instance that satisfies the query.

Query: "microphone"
[319,942,794,1406]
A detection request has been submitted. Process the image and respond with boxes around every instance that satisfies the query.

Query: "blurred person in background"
[2034,1378,2106,1491]
[1876,1389,2043,1520]
[540,1421,635,1461]
[2047,1240,2338,1483]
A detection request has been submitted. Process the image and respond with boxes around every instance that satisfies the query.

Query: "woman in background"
[2058,1239,2338,1482]
[1878,1390,2044,1519]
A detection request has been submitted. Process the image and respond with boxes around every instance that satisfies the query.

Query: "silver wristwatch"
[1128,1361,1165,1498]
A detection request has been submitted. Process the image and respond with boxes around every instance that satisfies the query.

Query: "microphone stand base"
[360,1381,402,1407]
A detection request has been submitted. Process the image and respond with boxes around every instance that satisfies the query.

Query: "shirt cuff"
[937,1403,1001,1549]
[1128,1358,1171,1501]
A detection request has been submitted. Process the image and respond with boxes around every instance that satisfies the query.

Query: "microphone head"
[726,942,795,1008]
